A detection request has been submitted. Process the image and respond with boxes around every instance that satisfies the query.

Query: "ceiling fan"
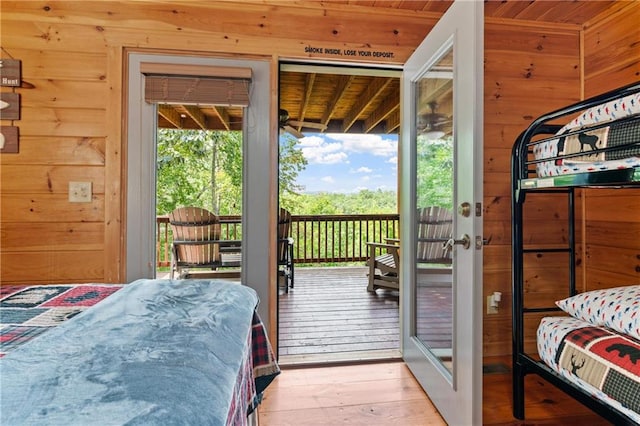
[279,109,327,138]
[417,101,452,138]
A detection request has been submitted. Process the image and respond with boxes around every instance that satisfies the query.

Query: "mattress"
[537,316,640,422]
[533,91,640,177]
[0,279,280,426]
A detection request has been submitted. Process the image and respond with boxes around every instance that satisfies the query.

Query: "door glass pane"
[155,105,243,280]
[413,47,454,374]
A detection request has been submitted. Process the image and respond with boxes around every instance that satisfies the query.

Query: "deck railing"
[156,213,400,267]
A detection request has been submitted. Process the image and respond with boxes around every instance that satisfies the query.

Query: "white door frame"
[400,1,484,424]
[125,53,274,328]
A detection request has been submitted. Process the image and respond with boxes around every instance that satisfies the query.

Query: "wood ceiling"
[156,0,616,136]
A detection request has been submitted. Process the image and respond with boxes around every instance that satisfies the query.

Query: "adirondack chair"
[366,206,453,292]
[278,208,295,292]
[169,206,241,279]
[416,206,453,267]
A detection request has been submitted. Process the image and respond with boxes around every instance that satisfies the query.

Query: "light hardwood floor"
[259,360,446,426]
[259,358,613,426]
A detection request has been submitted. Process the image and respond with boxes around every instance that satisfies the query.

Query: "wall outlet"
[487,295,498,315]
[69,181,92,203]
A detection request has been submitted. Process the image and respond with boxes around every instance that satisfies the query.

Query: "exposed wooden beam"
[385,109,400,134]
[158,104,182,129]
[342,77,393,133]
[297,73,316,131]
[212,106,231,131]
[320,75,355,127]
[418,79,452,115]
[364,87,400,133]
[183,105,207,130]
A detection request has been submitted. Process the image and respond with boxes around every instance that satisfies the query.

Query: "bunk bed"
[0,278,280,425]
[511,81,640,425]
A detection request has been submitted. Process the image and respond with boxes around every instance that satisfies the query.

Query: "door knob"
[443,234,471,251]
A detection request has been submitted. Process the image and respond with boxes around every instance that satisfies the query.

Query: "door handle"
[443,234,471,251]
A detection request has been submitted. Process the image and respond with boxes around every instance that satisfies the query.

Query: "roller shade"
[145,75,250,107]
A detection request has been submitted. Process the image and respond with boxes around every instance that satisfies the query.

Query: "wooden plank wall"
[582,1,640,291]
[482,21,582,356]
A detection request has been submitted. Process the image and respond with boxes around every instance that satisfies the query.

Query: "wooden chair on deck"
[366,206,453,292]
[416,206,453,267]
[278,208,295,292]
[169,206,241,279]
[366,238,401,292]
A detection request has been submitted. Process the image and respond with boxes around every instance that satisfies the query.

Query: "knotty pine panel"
[584,190,640,222]
[484,122,544,147]
[1,251,104,284]
[1,223,104,252]
[585,245,639,282]
[583,64,640,99]
[0,136,106,166]
[17,107,106,137]
[1,165,104,194]
[20,80,108,109]
[485,26,579,56]
[0,21,112,54]
[583,1,640,84]
[585,268,640,290]
[5,48,107,81]
[484,51,580,81]
[483,316,513,356]
[484,147,512,173]
[482,220,509,246]
[1,1,435,64]
[586,222,640,251]
[1,194,103,223]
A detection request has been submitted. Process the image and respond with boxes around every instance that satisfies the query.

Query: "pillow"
[555,285,640,341]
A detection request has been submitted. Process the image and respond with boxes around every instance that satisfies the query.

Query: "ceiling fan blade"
[287,120,327,130]
[283,125,304,139]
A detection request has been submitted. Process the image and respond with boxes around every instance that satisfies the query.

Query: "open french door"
[400,1,484,424]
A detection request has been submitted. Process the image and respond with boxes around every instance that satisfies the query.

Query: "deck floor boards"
[278,266,400,362]
[278,266,453,363]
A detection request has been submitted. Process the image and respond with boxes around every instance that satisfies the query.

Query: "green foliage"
[416,136,453,210]
[157,129,309,216]
[156,129,216,214]
[285,189,397,215]
[278,134,308,211]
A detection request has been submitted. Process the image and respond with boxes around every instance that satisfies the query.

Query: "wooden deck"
[278,266,401,364]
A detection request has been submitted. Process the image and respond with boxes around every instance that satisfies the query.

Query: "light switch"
[69,181,92,203]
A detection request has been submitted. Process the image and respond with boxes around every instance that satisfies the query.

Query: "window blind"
[142,64,252,107]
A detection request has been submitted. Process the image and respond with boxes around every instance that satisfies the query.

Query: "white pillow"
[555,285,640,341]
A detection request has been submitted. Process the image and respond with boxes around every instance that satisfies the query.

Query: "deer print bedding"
[533,91,640,177]
[537,316,640,422]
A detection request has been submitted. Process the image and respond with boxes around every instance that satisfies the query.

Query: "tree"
[415,135,454,210]
[156,129,215,215]
[278,134,308,212]
[157,129,308,216]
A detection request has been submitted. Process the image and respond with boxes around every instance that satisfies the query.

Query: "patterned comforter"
[0,279,280,426]
[533,91,640,177]
[538,316,640,422]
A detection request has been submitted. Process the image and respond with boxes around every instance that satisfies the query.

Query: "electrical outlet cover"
[69,181,92,203]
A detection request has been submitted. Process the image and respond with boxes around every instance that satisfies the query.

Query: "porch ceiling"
[156,0,616,136]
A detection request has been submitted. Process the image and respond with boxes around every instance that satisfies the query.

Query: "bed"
[0,279,280,425]
[511,81,640,425]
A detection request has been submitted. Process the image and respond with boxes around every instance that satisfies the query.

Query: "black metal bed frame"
[511,81,640,425]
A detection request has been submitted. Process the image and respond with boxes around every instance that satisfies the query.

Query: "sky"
[288,132,399,194]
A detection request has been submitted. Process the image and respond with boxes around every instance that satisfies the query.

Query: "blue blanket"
[1,279,261,425]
